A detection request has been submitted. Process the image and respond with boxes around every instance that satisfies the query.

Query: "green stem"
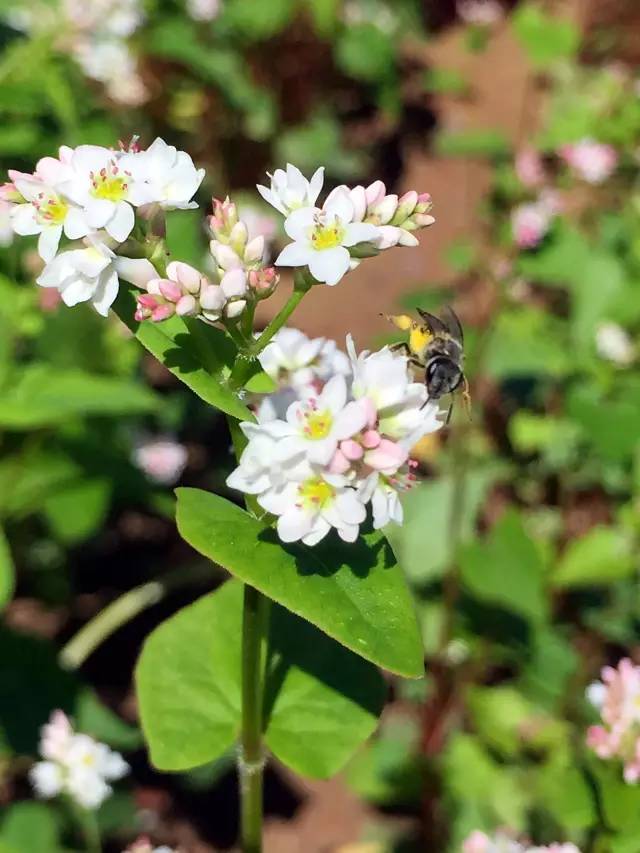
[75,805,101,853]
[252,286,308,357]
[239,584,270,853]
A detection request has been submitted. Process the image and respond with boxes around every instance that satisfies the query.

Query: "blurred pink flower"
[515,148,545,188]
[133,438,188,485]
[559,139,618,184]
[457,0,504,26]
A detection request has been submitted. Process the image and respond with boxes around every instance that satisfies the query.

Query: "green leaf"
[484,308,571,378]
[553,526,634,588]
[567,385,640,462]
[136,580,385,776]
[385,468,498,584]
[1,802,60,853]
[591,757,640,833]
[536,754,595,831]
[275,111,369,179]
[175,488,423,677]
[335,24,396,83]
[512,2,580,67]
[75,690,143,751]
[43,478,111,545]
[434,129,510,159]
[113,288,252,422]
[467,686,538,757]
[459,510,547,623]
[0,365,157,429]
[0,525,14,610]
[423,67,469,96]
[516,223,590,288]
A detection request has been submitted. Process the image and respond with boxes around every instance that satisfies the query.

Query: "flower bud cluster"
[227,334,442,546]
[586,658,640,783]
[346,181,435,250]
[463,831,580,853]
[511,191,560,250]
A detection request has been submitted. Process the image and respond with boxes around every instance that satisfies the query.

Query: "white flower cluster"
[133,437,189,484]
[2,139,204,315]
[257,164,434,287]
[30,710,129,810]
[228,334,442,546]
[124,838,176,853]
[463,832,580,853]
[6,0,147,106]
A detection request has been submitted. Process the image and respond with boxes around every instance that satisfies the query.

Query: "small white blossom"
[37,241,156,316]
[186,0,221,20]
[559,139,618,184]
[276,189,379,286]
[596,322,635,366]
[257,163,324,217]
[30,711,129,810]
[457,0,504,26]
[124,138,205,210]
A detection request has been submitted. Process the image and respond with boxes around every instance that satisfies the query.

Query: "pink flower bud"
[158,279,183,303]
[328,449,351,474]
[211,240,242,271]
[244,235,265,264]
[0,181,22,202]
[176,294,198,316]
[393,190,418,224]
[199,284,225,312]
[365,180,386,208]
[211,196,238,235]
[416,192,432,212]
[340,439,364,461]
[462,831,490,853]
[248,266,278,297]
[365,439,408,472]
[167,260,203,294]
[349,185,367,222]
[362,429,381,449]
[151,303,175,322]
[221,268,247,298]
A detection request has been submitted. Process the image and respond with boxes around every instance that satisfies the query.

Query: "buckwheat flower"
[342,182,434,249]
[30,710,129,810]
[511,200,554,250]
[257,164,324,217]
[9,174,89,261]
[595,322,635,366]
[515,147,545,188]
[0,200,13,247]
[59,145,155,243]
[226,419,311,497]
[133,438,188,485]
[586,658,640,783]
[186,0,220,20]
[258,328,350,395]
[559,139,618,184]
[277,188,380,286]
[123,138,205,210]
[457,0,504,26]
[37,241,156,316]
[258,470,367,545]
[124,838,176,853]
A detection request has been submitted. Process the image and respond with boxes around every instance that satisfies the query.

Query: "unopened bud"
[158,279,183,303]
[365,180,386,208]
[248,266,278,298]
[392,190,418,225]
[210,196,238,237]
[349,185,367,222]
[370,194,398,225]
[176,294,198,316]
[225,299,247,319]
[211,240,242,271]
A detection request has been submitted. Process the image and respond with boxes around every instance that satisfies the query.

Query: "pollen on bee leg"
[382,313,413,331]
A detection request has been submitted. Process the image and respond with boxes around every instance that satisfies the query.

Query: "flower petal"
[307,246,350,286]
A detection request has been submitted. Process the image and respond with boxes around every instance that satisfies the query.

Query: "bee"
[383,306,470,423]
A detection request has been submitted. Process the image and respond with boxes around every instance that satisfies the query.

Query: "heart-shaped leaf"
[175,488,424,677]
[136,579,385,776]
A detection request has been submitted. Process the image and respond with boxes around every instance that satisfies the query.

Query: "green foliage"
[335,24,397,83]
[553,526,635,588]
[0,802,61,853]
[137,579,385,776]
[175,488,424,677]
[0,525,14,610]
[511,3,580,67]
[434,129,510,159]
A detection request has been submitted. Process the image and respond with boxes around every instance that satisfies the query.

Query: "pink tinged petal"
[151,303,175,322]
[275,241,312,268]
[106,200,135,242]
[167,260,202,293]
[176,295,197,316]
[362,397,377,428]
[362,429,381,449]
[323,188,354,223]
[92,269,119,316]
[342,222,380,247]
[340,439,364,461]
[307,246,351,286]
[349,185,367,221]
[157,279,182,302]
[225,300,246,319]
[365,439,408,472]
[278,507,313,543]
[245,235,265,263]
[114,257,158,289]
[365,180,386,207]
[374,225,401,249]
[63,207,91,239]
[37,226,62,262]
[221,268,247,298]
[284,207,318,242]
[199,284,225,311]
[328,449,351,474]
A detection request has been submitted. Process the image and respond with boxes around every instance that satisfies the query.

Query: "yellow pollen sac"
[310,218,345,250]
[304,409,333,439]
[37,194,68,225]
[298,477,334,509]
[90,167,128,202]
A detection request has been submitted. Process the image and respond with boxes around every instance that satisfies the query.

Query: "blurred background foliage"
[0,0,639,850]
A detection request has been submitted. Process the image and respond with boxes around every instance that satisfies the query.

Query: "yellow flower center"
[310,216,345,250]
[303,408,332,440]
[90,162,129,202]
[298,477,334,510]
[35,193,68,225]
[82,754,96,767]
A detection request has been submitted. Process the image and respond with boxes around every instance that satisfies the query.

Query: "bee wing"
[416,308,448,336]
[441,305,464,344]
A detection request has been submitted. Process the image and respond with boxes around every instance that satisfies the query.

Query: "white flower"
[186,0,221,20]
[258,471,367,546]
[125,837,176,853]
[275,374,369,466]
[30,711,129,810]
[226,419,310,496]
[258,328,350,393]
[560,139,618,184]
[124,138,205,210]
[586,681,607,709]
[133,438,188,484]
[59,145,155,243]
[595,321,635,366]
[37,241,157,316]
[347,335,441,443]
[257,163,324,216]
[9,174,89,261]
[276,189,380,286]
[457,0,504,26]
[0,200,13,247]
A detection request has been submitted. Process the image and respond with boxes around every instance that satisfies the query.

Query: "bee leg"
[389,341,412,356]
[445,399,454,425]
[462,376,472,421]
